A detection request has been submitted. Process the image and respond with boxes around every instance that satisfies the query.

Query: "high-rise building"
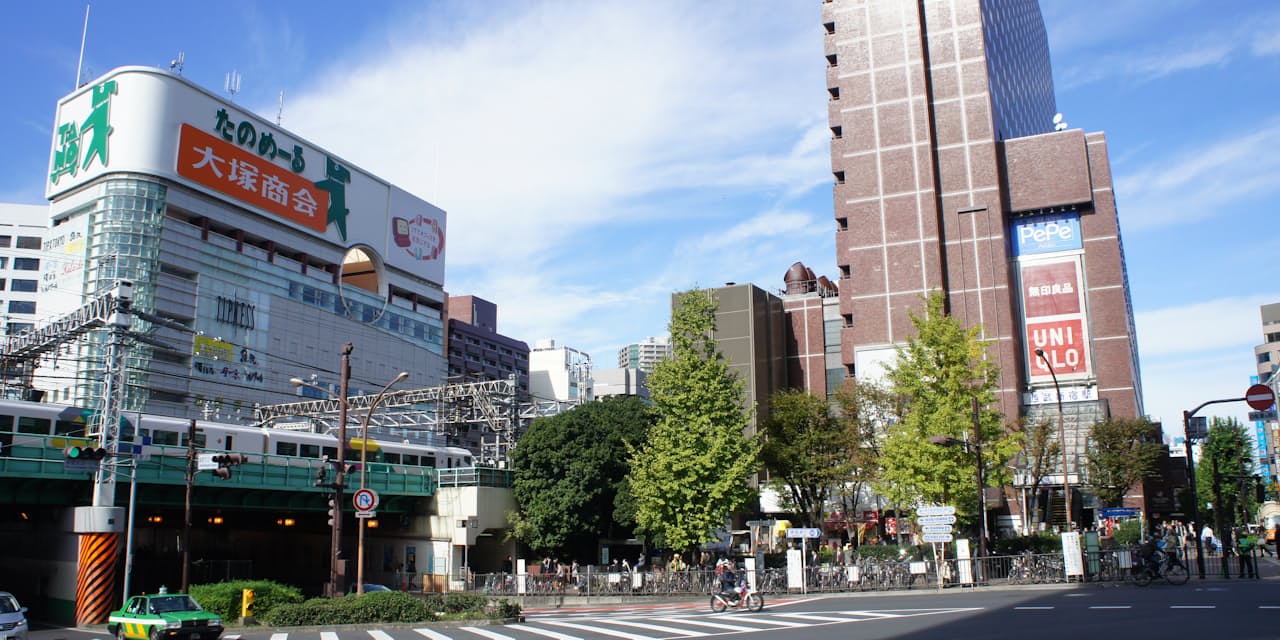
[0,204,49,339]
[617,336,671,374]
[445,294,529,391]
[592,367,648,400]
[1252,303,1280,480]
[824,0,1143,520]
[528,339,592,404]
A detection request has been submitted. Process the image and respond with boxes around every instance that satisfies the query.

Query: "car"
[107,590,223,640]
[0,592,28,640]
[347,583,393,594]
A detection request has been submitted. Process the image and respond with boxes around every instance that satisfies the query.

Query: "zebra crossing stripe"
[504,623,584,640]
[539,619,655,640]
[661,617,757,632]
[459,626,520,640]
[368,630,398,640]
[270,633,289,640]
[772,612,858,623]
[705,616,807,628]
[414,627,455,640]
[599,619,707,637]
[321,632,340,640]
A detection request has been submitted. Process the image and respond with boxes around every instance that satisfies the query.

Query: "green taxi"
[107,591,223,640]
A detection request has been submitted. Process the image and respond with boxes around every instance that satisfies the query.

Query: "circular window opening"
[338,246,387,323]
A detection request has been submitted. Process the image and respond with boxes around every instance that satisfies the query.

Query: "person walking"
[1202,524,1215,555]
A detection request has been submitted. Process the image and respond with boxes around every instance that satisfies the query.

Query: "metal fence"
[462,546,1266,598]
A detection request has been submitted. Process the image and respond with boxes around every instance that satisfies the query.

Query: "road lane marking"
[602,619,707,636]
[321,632,340,640]
[1089,606,1132,609]
[662,617,758,632]
[1170,606,1215,609]
[1260,606,1280,609]
[504,624,583,640]
[772,612,861,623]
[414,628,454,640]
[539,619,655,640]
[460,626,519,640]
[369,631,397,640]
[1014,606,1055,610]
[270,633,289,640]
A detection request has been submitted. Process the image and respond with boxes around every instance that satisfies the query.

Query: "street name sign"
[197,453,218,471]
[922,524,953,534]
[917,505,955,517]
[922,533,954,543]
[918,515,957,525]
[785,527,822,539]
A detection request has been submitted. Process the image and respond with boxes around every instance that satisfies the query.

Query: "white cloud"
[1113,120,1280,231]
[1136,295,1276,358]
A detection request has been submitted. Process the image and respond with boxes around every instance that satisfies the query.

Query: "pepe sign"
[392,214,444,261]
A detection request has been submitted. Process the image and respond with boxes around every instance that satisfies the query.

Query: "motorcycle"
[710,579,764,612]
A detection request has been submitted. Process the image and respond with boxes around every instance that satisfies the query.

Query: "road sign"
[918,515,957,525]
[1246,384,1275,411]
[63,459,100,472]
[922,524,953,534]
[785,527,822,539]
[1250,410,1277,422]
[352,488,379,513]
[1099,507,1139,518]
[197,453,218,471]
[917,505,955,517]
[1186,416,1208,440]
[355,511,376,519]
[922,533,954,543]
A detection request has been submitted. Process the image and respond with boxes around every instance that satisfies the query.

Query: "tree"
[510,396,653,558]
[1015,416,1059,530]
[627,288,760,551]
[829,379,896,527]
[1082,416,1162,507]
[1196,417,1254,555]
[760,389,860,527]
[875,291,1020,527]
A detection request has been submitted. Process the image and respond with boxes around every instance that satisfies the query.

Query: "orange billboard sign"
[176,123,328,233]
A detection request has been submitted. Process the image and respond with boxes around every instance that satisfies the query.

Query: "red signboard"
[1021,260,1082,318]
[176,124,329,233]
[1027,318,1090,377]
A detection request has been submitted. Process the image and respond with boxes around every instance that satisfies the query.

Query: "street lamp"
[355,371,409,595]
[290,342,352,598]
[1034,348,1072,531]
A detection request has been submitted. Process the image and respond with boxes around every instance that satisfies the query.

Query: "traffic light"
[314,464,329,487]
[240,589,255,620]
[327,498,337,527]
[211,453,249,480]
[63,446,108,460]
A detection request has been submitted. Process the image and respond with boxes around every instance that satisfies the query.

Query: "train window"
[180,431,208,448]
[16,417,50,435]
[424,455,435,468]
[276,441,298,457]
[0,415,12,431]
[54,420,84,436]
[403,454,419,466]
[383,452,400,464]
[322,446,337,459]
[151,430,180,446]
[300,444,320,458]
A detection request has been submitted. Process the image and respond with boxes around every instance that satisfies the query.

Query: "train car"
[0,398,472,472]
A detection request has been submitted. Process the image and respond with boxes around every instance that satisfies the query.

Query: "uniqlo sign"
[1021,260,1081,318]
[1027,318,1091,377]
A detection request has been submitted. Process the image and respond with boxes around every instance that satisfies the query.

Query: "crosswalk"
[237,607,980,640]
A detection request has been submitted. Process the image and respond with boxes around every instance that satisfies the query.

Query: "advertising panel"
[1011,212,1082,256]
[191,281,269,387]
[47,67,446,286]
[1021,259,1082,318]
[1027,317,1091,379]
[38,213,90,318]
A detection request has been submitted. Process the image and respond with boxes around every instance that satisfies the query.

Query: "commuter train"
[0,397,473,470]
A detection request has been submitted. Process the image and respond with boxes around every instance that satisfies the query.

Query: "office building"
[528,339,592,404]
[1253,302,1280,480]
[445,294,529,391]
[33,66,449,419]
[592,367,648,400]
[824,0,1143,521]
[617,336,671,374]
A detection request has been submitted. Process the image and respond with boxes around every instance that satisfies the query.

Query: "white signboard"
[918,505,956,517]
[197,452,217,471]
[918,515,957,525]
[956,538,973,584]
[786,549,804,589]
[922,533,954,543]
[1061,531,1084,577]
[785,527,822,539]
[922,524,953,534]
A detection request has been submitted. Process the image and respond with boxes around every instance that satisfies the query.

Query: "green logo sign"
[51,79,117,185]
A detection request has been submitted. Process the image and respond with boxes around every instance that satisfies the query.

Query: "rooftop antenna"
[1053,112,1068,131]
[224,69,241,102]
[277,90,284,125]
[74,4,90,89]
[169,51,185,75]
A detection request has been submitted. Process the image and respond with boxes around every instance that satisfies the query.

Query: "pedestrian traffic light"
[63,446,107,460]
[327,498,337,527]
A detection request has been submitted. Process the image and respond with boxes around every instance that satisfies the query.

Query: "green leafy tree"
[1083,416,1163,507]
[627,288,760,551]
[760,389,860,527]
[510,396,654,558]
[1015,416,1059,529]
[1196,417,1254,554]
[829,379,896,525]
[874,291,1020,527]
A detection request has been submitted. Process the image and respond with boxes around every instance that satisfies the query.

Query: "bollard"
[240,588,255,625]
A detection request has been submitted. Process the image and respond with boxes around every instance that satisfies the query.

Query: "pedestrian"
[502,555,513,574]
[1238,528,1259,579]
[1202,524,1215,555]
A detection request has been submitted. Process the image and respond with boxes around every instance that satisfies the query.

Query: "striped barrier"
[75,532,119,625]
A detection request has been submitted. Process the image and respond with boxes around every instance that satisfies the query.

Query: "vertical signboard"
[1019,254,1091,382]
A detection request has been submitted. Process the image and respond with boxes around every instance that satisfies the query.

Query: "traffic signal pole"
[329,343,353,597]
[182,419,195,593]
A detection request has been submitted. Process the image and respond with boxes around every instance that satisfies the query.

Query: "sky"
[1,1,1277,442]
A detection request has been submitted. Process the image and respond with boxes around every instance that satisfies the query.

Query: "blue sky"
[2,1,1277,439]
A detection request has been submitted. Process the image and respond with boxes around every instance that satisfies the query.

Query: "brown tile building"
[823,0,1143,519]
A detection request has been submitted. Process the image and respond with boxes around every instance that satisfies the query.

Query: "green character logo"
[51,79,117,185]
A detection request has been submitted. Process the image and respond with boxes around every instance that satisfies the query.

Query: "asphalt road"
[32,580,1280,640]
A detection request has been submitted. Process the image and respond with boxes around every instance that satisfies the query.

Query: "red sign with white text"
[1021,260,1081,318]
[1027,318,1091,377]
[176,124,329,233]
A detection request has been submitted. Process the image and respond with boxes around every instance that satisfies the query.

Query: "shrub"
[258,592,436,627]
[1111,519,1143,546]
[992,533,1062,555]
[188,580,303,622]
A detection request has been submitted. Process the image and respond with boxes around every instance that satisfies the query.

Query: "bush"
[189,580,303,622]
[1111,519,1143,546]
[992,533,1061,555]
[255,591,521,627]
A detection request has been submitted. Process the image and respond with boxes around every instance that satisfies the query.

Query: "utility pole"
[181,418,195,593]
[328,343,353,597]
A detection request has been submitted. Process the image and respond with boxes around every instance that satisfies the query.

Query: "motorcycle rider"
[716,559,739,602]
[1136,531,1162,576]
